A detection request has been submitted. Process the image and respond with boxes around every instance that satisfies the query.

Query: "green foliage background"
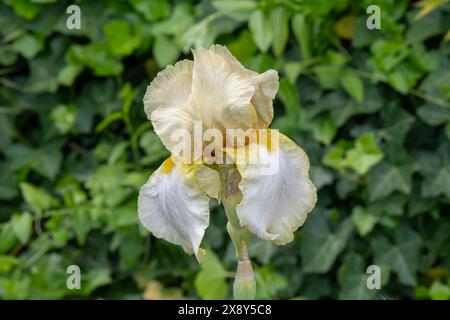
[1,0,449,300]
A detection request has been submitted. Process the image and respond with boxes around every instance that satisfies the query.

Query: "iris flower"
[138,45,317,298]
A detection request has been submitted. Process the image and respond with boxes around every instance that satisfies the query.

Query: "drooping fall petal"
[228,130,317,244]
[138,157,210,258]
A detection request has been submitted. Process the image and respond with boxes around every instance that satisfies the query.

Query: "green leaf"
[81,268,112,296]
[11,212,32,244]
[69,44,123,76]
[248,10,273,53]
[291,14,311,60]
[368,162,414,201]
[381,105,415,144]
[103,20,140,56]
[323,133,384,175]
[351,206,378,237]
[212,0,257,13]
[371,226,422,286]
[270,7,289,57]
[309,165,334,190]
[195,250,228,299]
[0,255,20,273]
[0,224,17,254]
[255,265,287,299]
[341,70,364,103]
[322,140,351,171]
[25,37,67,93]
[417,104,450,126]
[346,133,384,175]
[153,35,180,68]
[278,78,299,115]
[300,213,353,273]
[50,105,75,134]
[4,0,43,20]
[338,254,376,299]
[139,131,169,165]
[284,61,303,84]
[419,143,450,199]
[406,10,444,44]
[57,64,83,86]
[311,114,337,145]
[12,34,43,59]
[72,210,91,246]
[20,183,58,212]
[429,281,450,300]
[422,166,450,198]
[130,0,170,21]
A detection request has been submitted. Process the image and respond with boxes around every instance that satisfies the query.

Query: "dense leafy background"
[0,0,449,300]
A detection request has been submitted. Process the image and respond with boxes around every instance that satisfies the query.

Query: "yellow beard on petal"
[161,157,175,174]
[257,128,278,153]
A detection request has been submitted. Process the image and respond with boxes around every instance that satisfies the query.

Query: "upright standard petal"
[229,130,317,245]
[138,157,210,258]
[143,60,198,160]
[191,47,256,130]
[209,45,279,128]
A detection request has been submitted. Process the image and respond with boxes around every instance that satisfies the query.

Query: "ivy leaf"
[338,253,376,299]
[11,212,33,244]
[25,37,67,93]
[12,34,43,59]
[311,114,337,145]
[417,104,450,126]
[291,14,311,60]
[429,281,450,300]
[4,0,43,20]
[195,250,228,299]
[68,44,123,76]
[330,87,382,127]
[278,78,300,116]
[255,265,287,299]
[346,133,384,175]
[248,10,273,53]
[341,69,364,103]
[270,7,289,57]
[380,105,415,144]
[371,226,422,286]
[20,183,58,213]
[300,212,353,273]
[103,20,140,57]
[351,206,378,237]
[153,35,180,68]
[130,0,170,21]
[368,161,414,201]
[80,268,112,296]
[0,223,17,254]
[422,166,450,198]
[418,143,450,199]
[309,165,334,190]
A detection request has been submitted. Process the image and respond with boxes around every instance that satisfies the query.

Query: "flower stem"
[219,165,256,300]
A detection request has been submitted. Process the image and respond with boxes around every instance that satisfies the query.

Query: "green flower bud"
[233,258,256,300]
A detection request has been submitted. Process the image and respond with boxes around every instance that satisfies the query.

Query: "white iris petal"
[230,131,317,244]
[138,158,210,258]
